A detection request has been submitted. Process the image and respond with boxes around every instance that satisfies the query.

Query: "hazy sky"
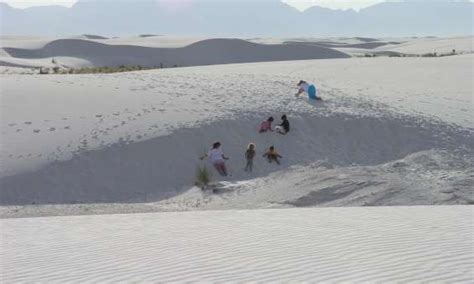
[283,0,384,10]
[1,0,386,11]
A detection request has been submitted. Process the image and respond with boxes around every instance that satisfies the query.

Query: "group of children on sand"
[201,115,287,177]
[201,80,319,177]
[259,115,290,135]
[245,142,283,172]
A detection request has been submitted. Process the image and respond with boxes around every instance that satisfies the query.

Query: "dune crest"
[1,38,349,69]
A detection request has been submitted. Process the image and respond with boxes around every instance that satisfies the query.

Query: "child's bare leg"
[214,164,222,175]
[222,164,228,176]
[214,163,227,176]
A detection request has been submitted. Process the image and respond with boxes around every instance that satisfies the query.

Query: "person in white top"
[200,142,229,176]
[296,80,321,100]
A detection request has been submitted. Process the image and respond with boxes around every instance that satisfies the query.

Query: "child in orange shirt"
[263,145,282,165]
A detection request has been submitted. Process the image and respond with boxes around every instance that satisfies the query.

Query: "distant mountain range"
[1,0,473,37]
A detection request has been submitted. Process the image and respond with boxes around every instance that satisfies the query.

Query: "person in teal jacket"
[296,80,321,100]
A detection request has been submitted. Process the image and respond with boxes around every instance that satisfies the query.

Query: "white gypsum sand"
[0,52,473,215]
[334,36,474,56]
[0,36,472,282]
[0,37,349,69]
[1,206,472,283]
[2,36,472,72]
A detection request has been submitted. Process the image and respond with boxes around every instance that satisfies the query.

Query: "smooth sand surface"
[1,206,472,282]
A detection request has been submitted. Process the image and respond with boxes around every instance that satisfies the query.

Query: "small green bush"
[63,65,154,74]
[422,52,437,57]
[196,166,212,189]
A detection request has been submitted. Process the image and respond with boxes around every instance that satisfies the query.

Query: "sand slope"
[1,206,472,282]
[1,54,473,212]
[1,38,349,68]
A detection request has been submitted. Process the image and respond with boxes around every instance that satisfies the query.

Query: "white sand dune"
[3,36,471,71]
[378,36,474,55]
[0,38,349,69]
[0,35,205,49]
[1,111,472,207]
[1,206,472,282]
[96,35,208,48]
[1,37,472,282]
[0,35,56,49]
[337,36,474,56]
[0,52,473,215]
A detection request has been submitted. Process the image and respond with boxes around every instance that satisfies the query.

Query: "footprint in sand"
[33,129,41,133]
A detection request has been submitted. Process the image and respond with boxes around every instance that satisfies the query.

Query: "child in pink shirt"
[259,117,274,133]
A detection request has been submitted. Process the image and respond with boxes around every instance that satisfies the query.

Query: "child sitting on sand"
[275,115,290,135]
[263,146,282,165]
[259,117,274,133]
[244,143,256,172]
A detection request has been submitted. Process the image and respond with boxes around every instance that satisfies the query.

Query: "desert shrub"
[63,65,155,74]
[422,52,437,57]
[39,67,49,74]
[196,165,212,189]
